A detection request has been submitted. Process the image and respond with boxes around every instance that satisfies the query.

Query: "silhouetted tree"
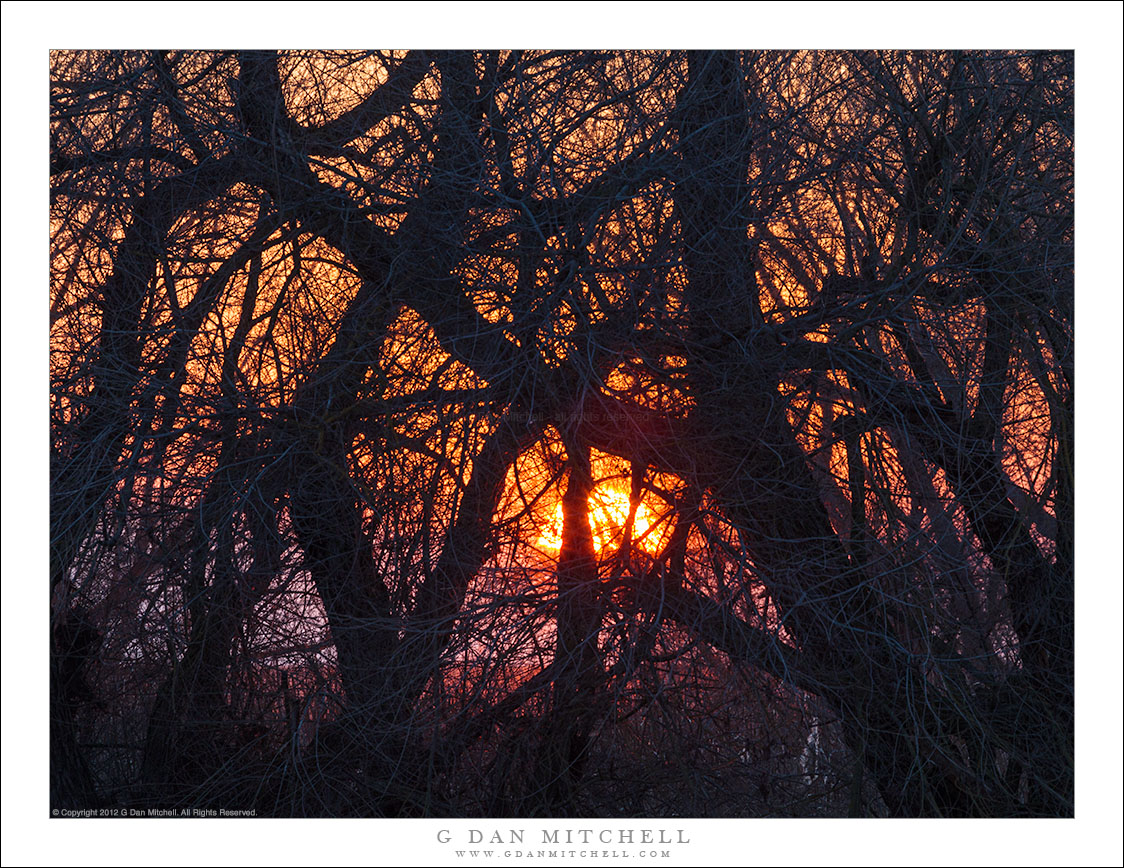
[50,49,1072,816]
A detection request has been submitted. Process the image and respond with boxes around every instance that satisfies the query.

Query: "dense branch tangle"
[50,49,1072,817]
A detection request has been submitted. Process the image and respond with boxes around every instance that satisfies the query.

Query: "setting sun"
[536,484,664,555]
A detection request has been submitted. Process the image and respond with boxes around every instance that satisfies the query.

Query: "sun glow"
[536,484,665,555]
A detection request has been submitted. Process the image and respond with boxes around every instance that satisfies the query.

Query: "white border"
[4,3,1122,866]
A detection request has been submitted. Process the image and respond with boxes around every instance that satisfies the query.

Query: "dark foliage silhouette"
[50,49,1072,817]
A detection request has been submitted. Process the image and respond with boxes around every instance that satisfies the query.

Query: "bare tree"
[50,49,1072,817]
